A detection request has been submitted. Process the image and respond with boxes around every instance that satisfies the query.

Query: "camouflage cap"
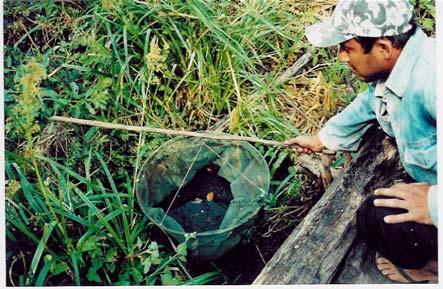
[305,0,414,47]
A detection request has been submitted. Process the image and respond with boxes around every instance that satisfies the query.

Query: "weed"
[4,0,435,285]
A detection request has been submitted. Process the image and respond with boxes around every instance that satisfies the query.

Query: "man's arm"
[285,85,377,152]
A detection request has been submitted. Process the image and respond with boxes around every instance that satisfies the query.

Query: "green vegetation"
[4,0,435,286]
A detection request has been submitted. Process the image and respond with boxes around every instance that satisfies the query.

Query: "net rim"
[135,132,270,237]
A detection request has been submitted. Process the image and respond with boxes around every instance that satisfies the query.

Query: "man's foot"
[375,252,438,283]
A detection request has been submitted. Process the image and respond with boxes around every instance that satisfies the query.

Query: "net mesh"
[136,132,270,260]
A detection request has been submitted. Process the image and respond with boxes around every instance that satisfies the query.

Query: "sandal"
[375,252,430,283]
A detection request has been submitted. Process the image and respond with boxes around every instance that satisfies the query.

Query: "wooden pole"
[49,115,285,146]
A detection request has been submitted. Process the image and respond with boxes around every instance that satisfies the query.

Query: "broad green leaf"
[51,262,69,276]
[142,258,152,274]
[131,267,143,283]
[161,269,180,285]
[105,247,118,262]
[78,235,99,252]
[176,242,187,256]
[86,259,103,283]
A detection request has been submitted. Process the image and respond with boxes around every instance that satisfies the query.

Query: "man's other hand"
[373,183,433,225]
[284,135,324,154]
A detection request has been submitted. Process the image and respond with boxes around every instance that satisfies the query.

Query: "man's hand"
[284,135,324,154]
[373,182,433,225]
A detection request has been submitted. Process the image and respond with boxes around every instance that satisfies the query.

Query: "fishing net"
[136,132,270,260]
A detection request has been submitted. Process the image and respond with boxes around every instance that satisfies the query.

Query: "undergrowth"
[4,0,435,285]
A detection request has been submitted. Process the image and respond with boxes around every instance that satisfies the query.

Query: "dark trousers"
[357,195,438,269]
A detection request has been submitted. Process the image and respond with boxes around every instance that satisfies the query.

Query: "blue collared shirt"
[318,27,437,225]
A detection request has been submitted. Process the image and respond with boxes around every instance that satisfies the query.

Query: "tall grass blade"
[182,271,221,285]
[189,0,252,67]
[27,221,57,285]
[35,257,54,286]
[95,152,132,253]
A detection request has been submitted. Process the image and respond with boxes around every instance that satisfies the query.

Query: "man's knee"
[357,195,407,237]
[356,195,438,269]
[357,195,383,238]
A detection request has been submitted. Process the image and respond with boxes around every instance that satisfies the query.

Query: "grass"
[6,150,213,285]
[4,0,435,286]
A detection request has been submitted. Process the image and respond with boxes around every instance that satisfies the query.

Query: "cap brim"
[305,20,353,48]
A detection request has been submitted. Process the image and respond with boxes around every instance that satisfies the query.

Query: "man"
[284,0,438,283]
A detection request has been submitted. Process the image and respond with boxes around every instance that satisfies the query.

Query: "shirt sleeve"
[318,86,377,151]
[422,45,436,122]
[424,86,436,122]
[427,185,438,226]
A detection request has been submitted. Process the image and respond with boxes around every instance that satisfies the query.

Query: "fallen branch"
[276,50,314,85]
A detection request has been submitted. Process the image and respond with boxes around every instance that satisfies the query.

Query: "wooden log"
[253,126,409,284]
[330,237,396,284]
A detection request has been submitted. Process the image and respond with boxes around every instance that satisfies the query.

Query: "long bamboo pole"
[50,116,285,146]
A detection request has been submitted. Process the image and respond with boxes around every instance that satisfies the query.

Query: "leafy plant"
[4,0,436,285]
[6,151,219,285]
[411,0,435,35]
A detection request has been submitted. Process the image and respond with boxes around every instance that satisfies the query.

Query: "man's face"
[338,39,389,82]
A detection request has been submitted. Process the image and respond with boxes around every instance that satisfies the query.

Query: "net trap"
[136,133,271,260]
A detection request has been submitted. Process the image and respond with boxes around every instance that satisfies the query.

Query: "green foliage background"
[4,0,435,286]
